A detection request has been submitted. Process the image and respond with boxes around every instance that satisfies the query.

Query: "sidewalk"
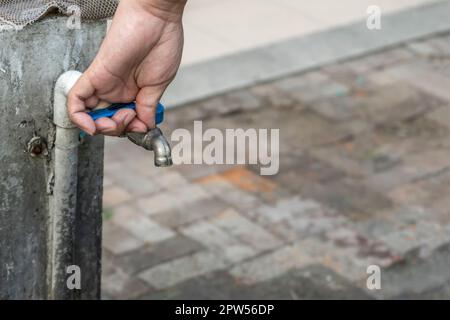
[182,0,437,65]
[102,32,450,299]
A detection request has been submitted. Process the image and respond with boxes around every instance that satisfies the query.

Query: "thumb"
[135,86,165,129]
[67,75,97,136]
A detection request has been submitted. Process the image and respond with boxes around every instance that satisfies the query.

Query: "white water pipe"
[48,70,172,298]
[49,70,82,299]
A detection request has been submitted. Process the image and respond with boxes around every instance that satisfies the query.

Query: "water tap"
[86,102,173,167]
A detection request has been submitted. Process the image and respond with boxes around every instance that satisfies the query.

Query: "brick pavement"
[102,33,450,299]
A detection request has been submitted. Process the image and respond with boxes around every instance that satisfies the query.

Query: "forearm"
[129,0,187,21]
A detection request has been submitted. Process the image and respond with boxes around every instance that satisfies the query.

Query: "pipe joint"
[54,71,82,129]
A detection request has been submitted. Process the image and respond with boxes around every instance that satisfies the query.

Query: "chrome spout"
[126,128,173,167]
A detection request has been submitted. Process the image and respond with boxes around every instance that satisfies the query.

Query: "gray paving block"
[112,236,204,275]
[141,266,373,300]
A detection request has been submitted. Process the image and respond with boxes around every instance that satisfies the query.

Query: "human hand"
[68,0,186,136]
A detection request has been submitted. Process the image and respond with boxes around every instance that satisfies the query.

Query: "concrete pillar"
[0,17,106,299]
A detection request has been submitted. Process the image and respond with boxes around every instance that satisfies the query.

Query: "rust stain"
[196,166,278,194]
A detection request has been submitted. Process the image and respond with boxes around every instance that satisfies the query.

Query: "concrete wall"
[0,17,106,299]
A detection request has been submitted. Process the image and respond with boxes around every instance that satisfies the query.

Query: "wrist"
[130,0,187,22]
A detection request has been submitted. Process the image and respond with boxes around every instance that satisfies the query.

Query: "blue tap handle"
[80,102,165,137]
[88,102,165,125]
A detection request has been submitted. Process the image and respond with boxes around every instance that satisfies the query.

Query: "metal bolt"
[27,136,47,157]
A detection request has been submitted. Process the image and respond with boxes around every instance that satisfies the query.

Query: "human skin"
[67,0,187,136]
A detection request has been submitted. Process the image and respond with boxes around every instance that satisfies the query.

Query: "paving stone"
[229,244,313,285]
[231,225,401,285]
[300,178,393,220]
[277,72,350,103]
[209,208,282,253]
[269,152,346,194]
[354,206,429,240]
[252,197,348,242]
[387,62,450,102]
[142,267,372,300]
[381,119,449,145]
[101,251,118,277]
[273,109,353,149]
[196,167,287,204]
[367,69,399,87]
[151,197,230,228]
[393,281,450,300]
[136,184,212,216]
[138,251,227,289]
[424,36,450,56]
[426,105,450,129]
[225,89,263,111]
[113,236,204,275]
[113,173,162,197]
[112,205,175,244]
[310,131,403,178]
[103,176,114,188]
[366,148,450,191]
[354,205,450,257]
[252,196,321,224]
[321,63,368,89]
[250,83,297,108]
[102,267,151,299]
[180,219,256,264]
[308,95,359,121]
[388,169,450,220]
[378,221,450,257]
[104,153,142,180]
[140,271,237,300]
[294,82,350,104]
[103,185,132,208]
[298,227,402,282]
[173,163,239,181]
[367,244,450,299]
[362,85,444,125]
[309,83,443,123]
[113,170,189,196]
[195,178,262,213]
[103,222,144,255]
[241,266,373,300]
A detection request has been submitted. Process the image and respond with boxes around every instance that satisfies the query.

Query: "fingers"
[135,86,165,129]
[68,77,166,136]
[68,74,138,136]
[127,118,148,133]
[67,75,97,136]
[96,108,136,136]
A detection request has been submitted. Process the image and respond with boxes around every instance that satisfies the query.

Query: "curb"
[163,0,450,107]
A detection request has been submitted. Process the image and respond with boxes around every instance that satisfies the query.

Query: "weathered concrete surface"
[0,17,106,299]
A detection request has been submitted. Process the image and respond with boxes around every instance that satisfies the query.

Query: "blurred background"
[102,0,450,299]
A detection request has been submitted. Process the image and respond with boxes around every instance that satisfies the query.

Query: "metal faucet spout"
[126,128,173,167]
